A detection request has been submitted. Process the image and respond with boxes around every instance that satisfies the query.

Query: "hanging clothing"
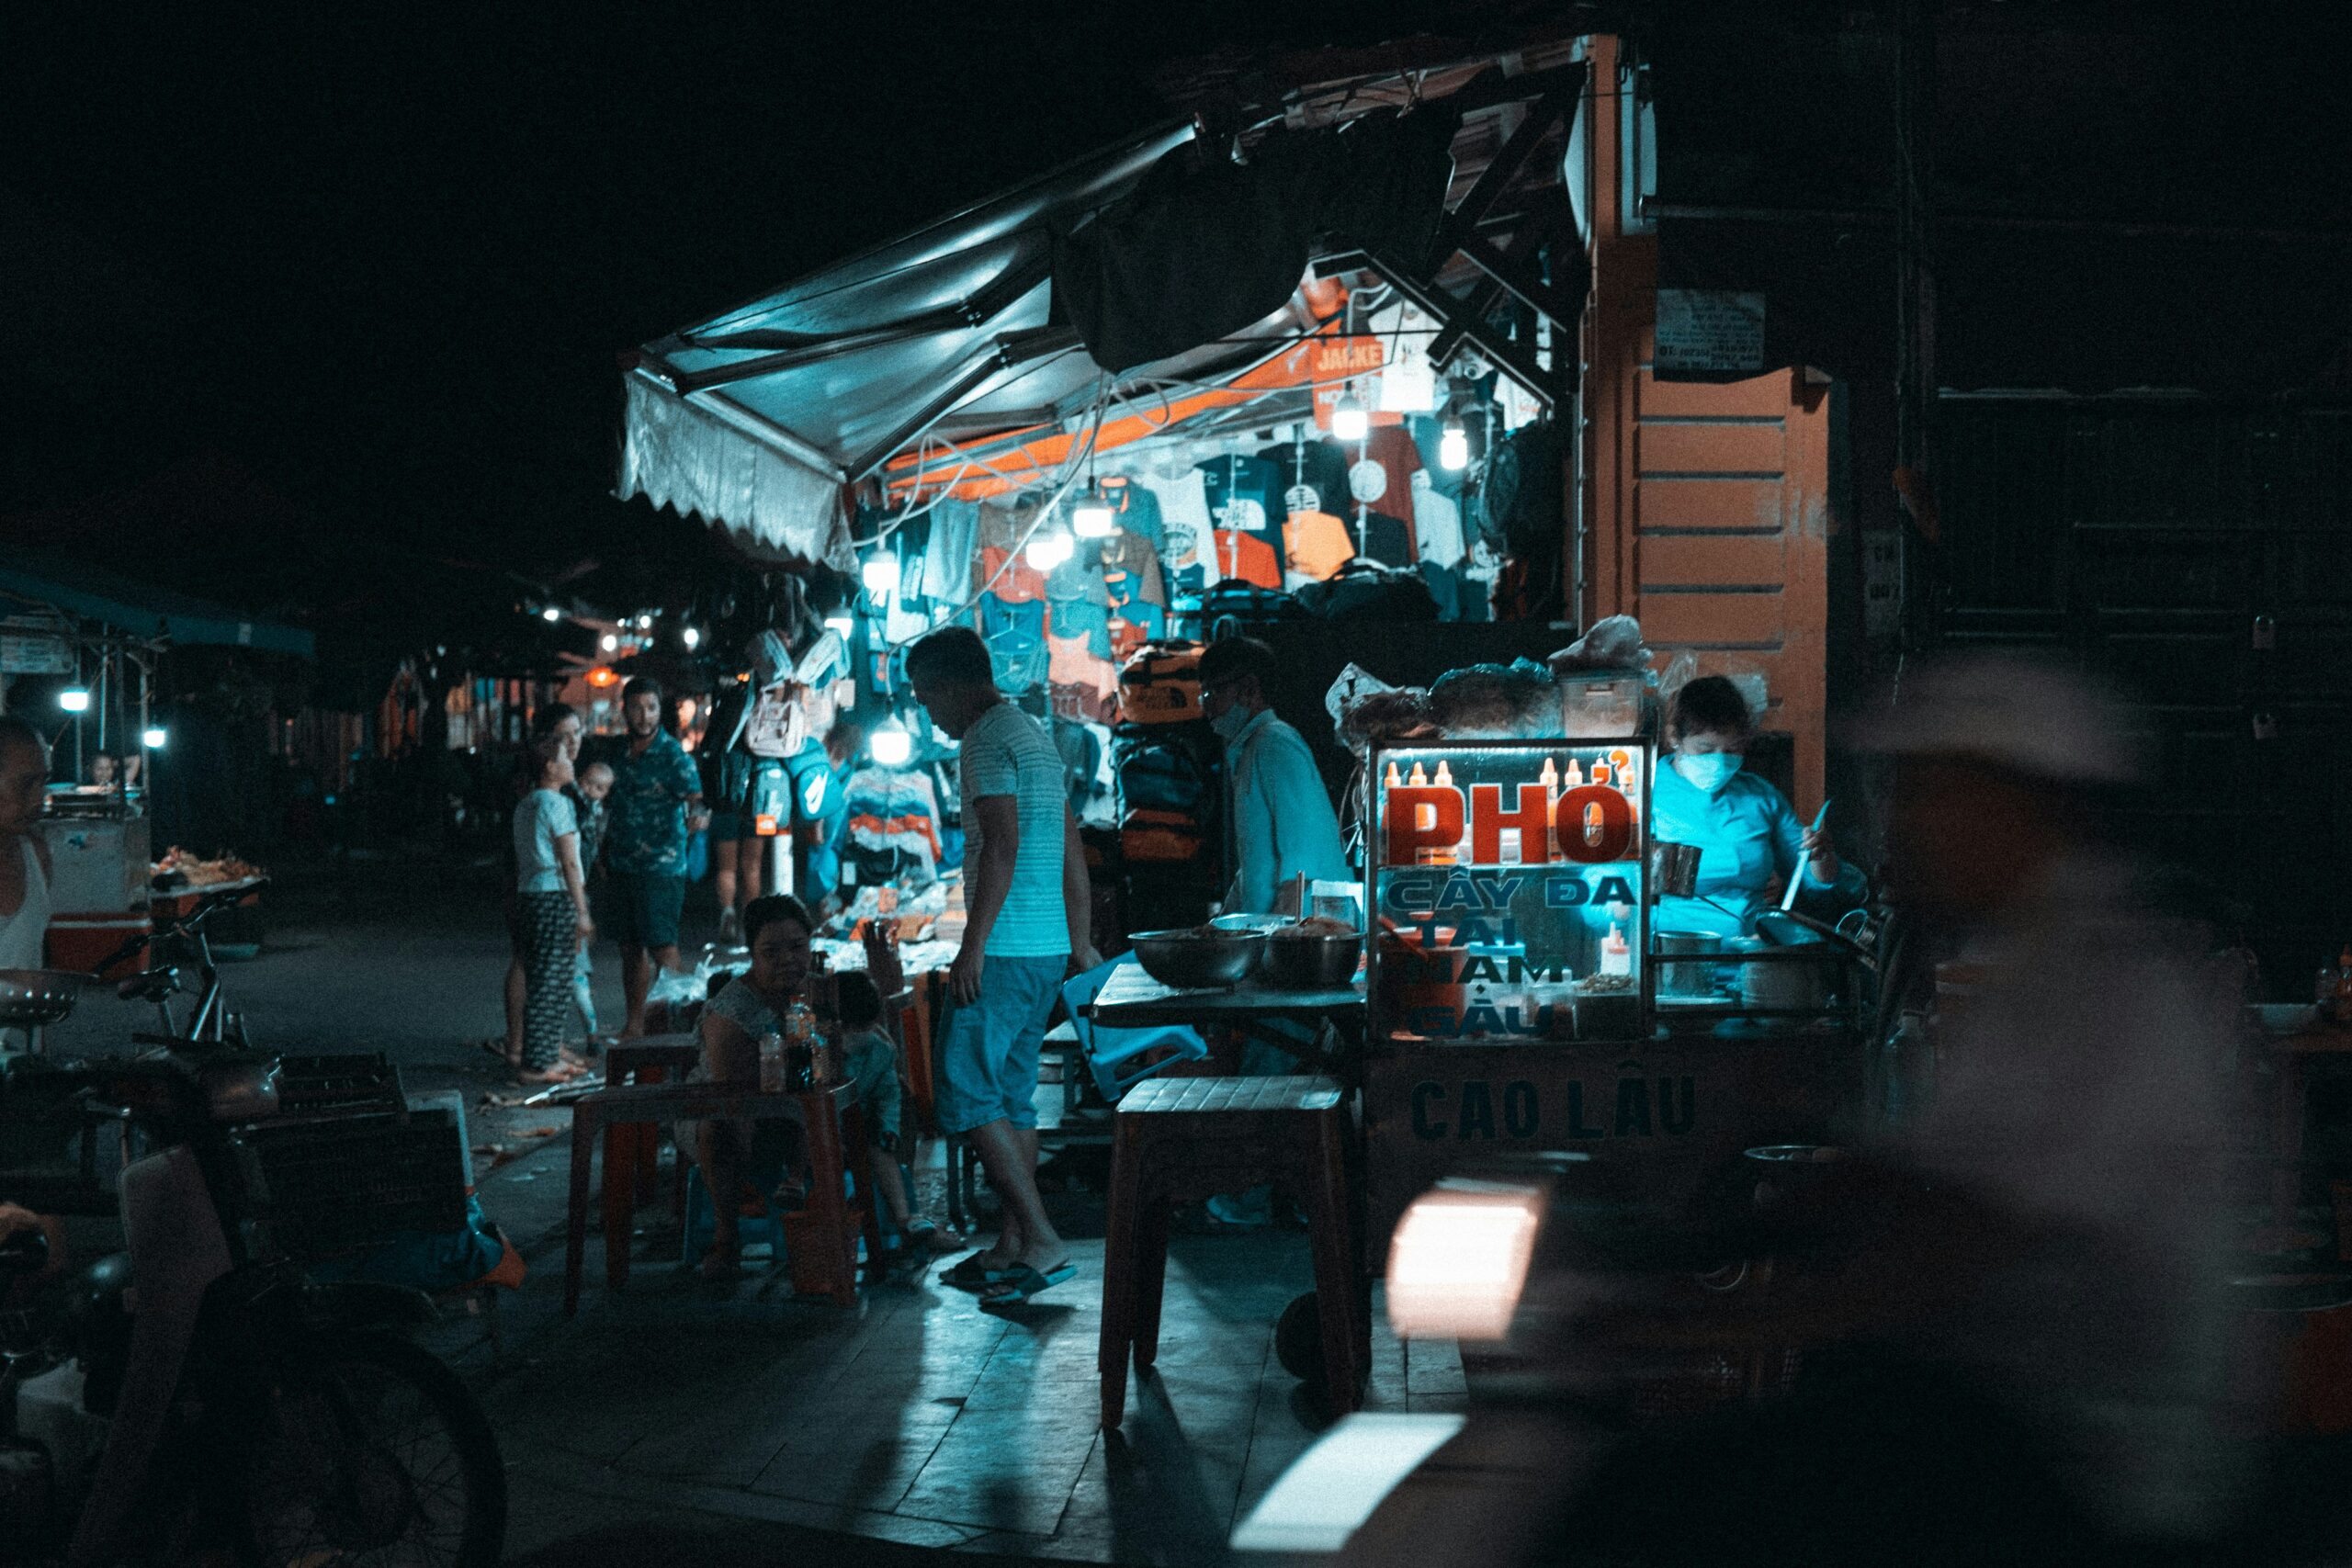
[1281,509,1355,583]
[1136,466,1216,589]
[922,500,981,605]
[1410,469,1465,569]
[978,546,1049,604]
[1362,426,1423,537]
[1213,529,1283,590]
[1097,477,1166,558]
[1259,437,1354,522]
[1356,509,1416,570]
[1047,595,1114,660]
[1108,605,1165,663]
[1200,453,1284,538]
[1094,531,1168,607]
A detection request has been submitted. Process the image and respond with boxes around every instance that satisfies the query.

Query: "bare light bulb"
[868,722,913,767]
[861,554,900,596]
[1330,390,1369,444]
[1025,530,1073,570]
[681,626,702,649]
[1071,486,1115,538]
[1439,421,1470,471]
[540,607,562,624]
[143,727,168,750]
[58,689,90,714]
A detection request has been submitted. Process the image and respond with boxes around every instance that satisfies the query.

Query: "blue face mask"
[1210,703,1251,744]
[1675,752,1742,794]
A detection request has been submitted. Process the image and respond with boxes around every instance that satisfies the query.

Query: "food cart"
[1361,726,1868,1253]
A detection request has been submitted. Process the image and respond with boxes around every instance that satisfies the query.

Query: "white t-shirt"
[514,788,579,894]
[1137,468,1219,586]
[957,702,1069,959]
[1412,470,1465,569]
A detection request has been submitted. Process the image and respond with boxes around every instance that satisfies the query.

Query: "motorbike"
[0,888,505,1566]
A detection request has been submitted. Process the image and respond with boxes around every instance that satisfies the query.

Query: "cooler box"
[45,914,151,978]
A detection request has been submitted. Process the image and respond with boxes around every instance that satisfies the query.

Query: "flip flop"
[940,1254,1018,1291]
[979,1261,1077,1307]
[903,1219,967,1255]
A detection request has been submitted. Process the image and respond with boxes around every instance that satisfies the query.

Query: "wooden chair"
[563,1078,882,1314]
[1097,1074,1363,1429]
[600,1038,701,1230]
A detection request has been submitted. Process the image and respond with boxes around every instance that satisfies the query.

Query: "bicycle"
[96,879,266,1049]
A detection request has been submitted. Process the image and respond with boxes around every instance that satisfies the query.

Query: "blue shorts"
[601,870,684,952]
[934,953,1067,1135]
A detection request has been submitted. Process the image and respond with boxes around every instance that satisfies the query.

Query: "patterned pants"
[519,890,578,1070]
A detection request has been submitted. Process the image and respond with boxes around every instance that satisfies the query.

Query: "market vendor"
[1652,675,1861,938]
[1199,636,1351,916]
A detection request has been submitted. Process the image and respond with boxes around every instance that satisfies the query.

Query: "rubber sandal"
[941,1254,1017,1291]
[904,1219,966,1255]
[980,1261,1077,1307]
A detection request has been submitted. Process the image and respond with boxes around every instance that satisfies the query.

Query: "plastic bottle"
[1565,758,1584,787]
[1408,761,1429,786]
[1433,760,1453,789]
[1600,923,1632,977]
[784,998,818,1089]
[757,1032,786,1093]
[1539,757,1558,794]
[1384,760,1402,789]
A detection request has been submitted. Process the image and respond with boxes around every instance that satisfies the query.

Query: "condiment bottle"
[1600,923,1632,977]
[1408,761,1429,786]
[1384,760,1402,789]
[1565,759,1584,787]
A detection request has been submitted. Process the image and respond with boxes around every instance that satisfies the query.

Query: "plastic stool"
[682,1168,784,1265]
[1065,954,1210,1102]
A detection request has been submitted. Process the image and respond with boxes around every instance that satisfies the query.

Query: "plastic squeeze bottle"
[1600,923,1632,977]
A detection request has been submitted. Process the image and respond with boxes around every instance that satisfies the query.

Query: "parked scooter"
[0,1006,504,1562]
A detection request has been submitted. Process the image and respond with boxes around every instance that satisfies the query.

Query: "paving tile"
[895,1410,1102,1535]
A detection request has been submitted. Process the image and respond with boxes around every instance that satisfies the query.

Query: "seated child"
[831,972,963,1255]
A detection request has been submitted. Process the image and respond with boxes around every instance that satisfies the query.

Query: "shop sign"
[1405,1073,1697,1142]
[1655,289,1766,374]
[0,625,72,675]
[1309,336,1386,431]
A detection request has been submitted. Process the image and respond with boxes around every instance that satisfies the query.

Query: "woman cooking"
[1652,676,1863,939]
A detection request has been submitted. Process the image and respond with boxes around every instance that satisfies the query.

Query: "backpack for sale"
[1114,736,1210,816]
[1116,640,1204,726]
[1120,808,1210,863]
[742,687,807,759]
[1293,559,1441,622]
[1199,581,1306,636]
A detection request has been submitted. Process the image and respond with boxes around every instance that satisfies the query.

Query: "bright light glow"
[1439,421,1470,471]
[57,689,90,714]
[824,614,855,638]
[681,626,701,650]
[861,554,900,596]
[1071,486,1115,538]
[637,614,653,631]
[142,727,167,750]
[599,633,618,652]
[541,607,561,623]
[868,722,913,767]
[1384,1182,1544,1342]
[1025,530,1073,570]
[1331,390,1369,444]
[1230,1415,1467,1555]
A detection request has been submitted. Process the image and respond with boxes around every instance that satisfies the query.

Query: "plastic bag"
[1549,614,1651,674]
[1427,660,1558,739]
[1327,662,1437,752]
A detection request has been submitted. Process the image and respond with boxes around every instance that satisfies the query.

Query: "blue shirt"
[958,701,1070,959]
[605,729,702,876]
[1649,760,1863,938]
[513,787,578,894]
[1224,709,1351,915]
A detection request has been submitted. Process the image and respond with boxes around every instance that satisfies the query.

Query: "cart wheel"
[1275,1292,1322,1382]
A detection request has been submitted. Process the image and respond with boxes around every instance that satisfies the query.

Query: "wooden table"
[563,1077,880,1314]
[1088,962,1366,1032]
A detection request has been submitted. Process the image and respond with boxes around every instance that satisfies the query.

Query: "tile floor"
[484,1224,1464,1562]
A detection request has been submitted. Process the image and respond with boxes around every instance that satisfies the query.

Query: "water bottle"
[783,999,818,1089]
[757,1032,786,1093]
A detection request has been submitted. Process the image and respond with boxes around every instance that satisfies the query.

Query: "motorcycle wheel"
[235,1331,505,1568]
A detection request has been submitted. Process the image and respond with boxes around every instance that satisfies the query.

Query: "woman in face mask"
[1652,675,1861,939]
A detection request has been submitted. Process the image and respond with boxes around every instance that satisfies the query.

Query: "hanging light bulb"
[637,614,654,631]
[1331,388,1369,444]
[861,553,900,596]
[1071,484,1115,538]
[1439,420,1471,471]
[1025,530,1073,570]
[824,614,855,638]
[58,689,90,714]
[143,727,168,750]
[868,720,913,768]
[681,626,702,650]
[600,633,619,653]
[540,607,561,623]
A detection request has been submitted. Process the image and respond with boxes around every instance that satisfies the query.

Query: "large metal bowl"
[1262,931,1363,989]
[0,969,88,1029]
[1129,929,1266,990]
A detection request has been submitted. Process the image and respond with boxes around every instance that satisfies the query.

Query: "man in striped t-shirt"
[909,627,1098,1306]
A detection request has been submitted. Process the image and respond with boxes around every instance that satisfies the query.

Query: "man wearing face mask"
[1652,675,1861,938]
[1198,637,1350,916]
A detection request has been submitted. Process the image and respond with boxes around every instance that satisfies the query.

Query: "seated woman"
[691,893,817,1278]
[1652,676,1864,940]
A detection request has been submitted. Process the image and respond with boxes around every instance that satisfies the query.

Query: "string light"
[681,626,702,650]
[540,607,561,623]
[599,633,619,653]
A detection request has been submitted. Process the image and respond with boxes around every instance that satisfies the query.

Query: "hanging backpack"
[1294,559,1441,622]
[742,686,807,759]
[1116,640,1204,726]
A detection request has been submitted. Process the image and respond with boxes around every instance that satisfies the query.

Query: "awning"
[0,554,315,658]
[623,39,1589,546]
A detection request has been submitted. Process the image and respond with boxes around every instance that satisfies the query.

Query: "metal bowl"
[0,969,88,1029]
[1262,931,1362,989]
[1129,929,1267,990]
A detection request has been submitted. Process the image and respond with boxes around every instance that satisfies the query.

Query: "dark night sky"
[1,0,1478,612]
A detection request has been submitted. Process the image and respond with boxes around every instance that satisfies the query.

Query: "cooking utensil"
[1724,938,1836,1010]
[1263,930,1363,989]
[1781,798,1833,913]
[0,969,87,1030]
[1128,929,1268,990]
[1648,841,1702,899]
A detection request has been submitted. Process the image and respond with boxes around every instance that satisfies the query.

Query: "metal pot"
[1129,929,1267,990]
[1262,931,1362,990]
[1724,939,1835,1010]
[1653,930,1724,999]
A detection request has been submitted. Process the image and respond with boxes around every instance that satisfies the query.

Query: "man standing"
[1198,637,1350,915]
[908,627,1096,1306]
[602,677,707,1037]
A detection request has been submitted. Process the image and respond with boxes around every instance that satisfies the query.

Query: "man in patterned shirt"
[602,676,707,1036]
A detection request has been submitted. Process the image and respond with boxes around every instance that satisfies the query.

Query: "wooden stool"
[1099,1075,1361,1429]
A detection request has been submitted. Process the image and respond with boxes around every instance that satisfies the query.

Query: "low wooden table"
[1088,962,1366,1032]
[564,1077,880,1314]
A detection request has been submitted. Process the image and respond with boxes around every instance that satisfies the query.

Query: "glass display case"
[1367,740,1653,1046]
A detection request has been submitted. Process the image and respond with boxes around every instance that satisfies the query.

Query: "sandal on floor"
[514,1061,584,1087]
[476,1036,516,1064]
[941,1253,1016,1291]
[980,1261,1077,1307]
[903,1219,966,1255]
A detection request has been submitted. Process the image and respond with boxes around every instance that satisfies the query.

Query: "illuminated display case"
[1367,740,1652,1047]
